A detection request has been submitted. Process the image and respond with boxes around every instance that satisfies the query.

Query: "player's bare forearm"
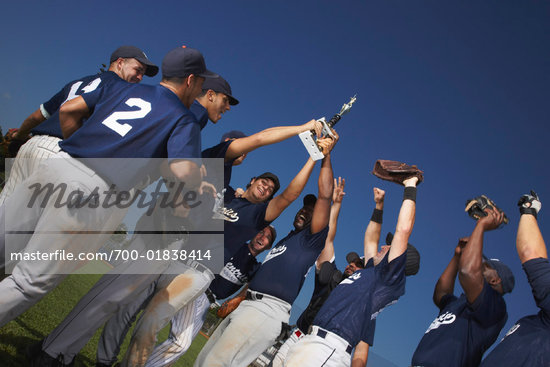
[225,120,321,161]
[517,214,547,264]
[316,201,341,266]
[364,220,381,262]
[59,96,90,139]
[310,153,334,234]
[365,187,385,261]
[265,158,315,222]
[16,109,46,138]
[433,253,459,307]
[351,341,369,367]
[388,190,416,263]
[458,222,486,303]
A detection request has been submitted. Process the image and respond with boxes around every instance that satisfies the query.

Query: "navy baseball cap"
[162,46,218,79]
[110,45,159,77]
[255,172,280,196]
[385,232,420,276]
[483,256,515,294]
[266,225,277,245]
[346,251,365,268]
[220,130,247,142]
[202,76,239,105]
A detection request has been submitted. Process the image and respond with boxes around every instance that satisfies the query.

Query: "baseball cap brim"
[227,95,239,106]
[138,58,159,77]
[197,69,219,79]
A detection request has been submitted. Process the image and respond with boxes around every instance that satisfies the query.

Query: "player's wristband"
[403,187,417,202]
[519,207,538,219]
[371,208,383,224]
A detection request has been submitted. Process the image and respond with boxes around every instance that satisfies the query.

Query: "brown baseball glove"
[0,128,29,158]
[465,195,509,225]
[372,160,424,185]
[216,293,246,318]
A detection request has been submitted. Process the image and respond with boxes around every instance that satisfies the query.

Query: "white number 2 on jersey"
[102,98,151,137]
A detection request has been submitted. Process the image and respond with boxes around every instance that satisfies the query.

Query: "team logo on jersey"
[425,312,456,333]
[263,245,287,263]
[219,261,248,285]
[340,272,361,285]
[501,323,520,341]
[220,207,239,222]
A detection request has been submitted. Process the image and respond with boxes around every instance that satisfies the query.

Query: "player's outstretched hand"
[318,129,339,155]
[478,207,504,231]
[303,119,323,138]
[373,187,385,204]
[333,177,346,203]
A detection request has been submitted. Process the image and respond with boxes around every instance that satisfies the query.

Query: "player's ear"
[186,74,196,88]
[207,89,215,102]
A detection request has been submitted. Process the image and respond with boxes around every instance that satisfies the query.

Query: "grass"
[0,271,208,366]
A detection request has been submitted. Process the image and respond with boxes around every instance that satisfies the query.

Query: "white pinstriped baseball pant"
[193,292,291,367]
[143,292,211,366]
[0,135,61,205]
[283,326,352,367]
[121,264,214,367]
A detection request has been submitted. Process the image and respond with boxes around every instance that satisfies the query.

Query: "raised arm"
[433,237,467,307]
[59,96,90,139]
[225,120,322,161]
[265,134,338,223]
[265,158,315,222]
[458,207,504,303]
[309,135,338,235]
[517,191,546,263]
[388,177,418,262]
[364,187,385,262]
[316,177,346,269]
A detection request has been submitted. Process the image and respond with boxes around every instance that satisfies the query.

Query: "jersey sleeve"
[523,257,550,318]
[469,282,507,327]
[303,226,329,249]
[80,83,106,114]
[371,252,407,315]
[360,319,377,345]
[201,141,232,159]
[438,293,458,310]
[318,261,338,285]
[41,82,74,118]
[167,114,202,162]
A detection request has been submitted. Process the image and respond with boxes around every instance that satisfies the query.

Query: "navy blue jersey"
[33,71,122,138]
[209,244,260,300]
[481,258,550,367]
[296,260,341,332]
[60,79,201,189]
[412,282,507,367]
[190,100,209,131]
[221,197,271,263]
[314,252,406,346]
[249,226,329,304]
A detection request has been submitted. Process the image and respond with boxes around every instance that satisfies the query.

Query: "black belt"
[205,289,216,304]
[316,328,353,354]
[246,290,263,301]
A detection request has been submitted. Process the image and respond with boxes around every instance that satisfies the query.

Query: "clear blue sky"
[1,1,549,366]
